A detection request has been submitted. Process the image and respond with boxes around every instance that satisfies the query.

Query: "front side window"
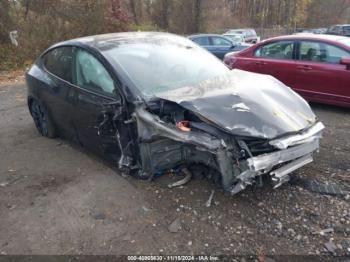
[211,37,231,46]
[74,49,115,95]
[255,41,294,59]
[192,37,209,46]
[299,41,350,64]
[43,47,73,82]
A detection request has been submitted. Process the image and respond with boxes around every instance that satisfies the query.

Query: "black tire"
[30,99,57,138]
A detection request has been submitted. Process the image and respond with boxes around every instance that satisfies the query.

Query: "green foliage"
[0,44,27,71]
[1,0,130,71]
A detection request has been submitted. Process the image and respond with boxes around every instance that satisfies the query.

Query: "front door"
[71,48,133,165]
[251,40,298,88]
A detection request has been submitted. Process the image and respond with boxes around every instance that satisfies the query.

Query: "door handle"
[255,61,267,65]
[297,65,312,71]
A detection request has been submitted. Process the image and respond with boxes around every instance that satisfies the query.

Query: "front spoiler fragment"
[230,138,321,195]
[247,138,319,172]
[270,154,313,188]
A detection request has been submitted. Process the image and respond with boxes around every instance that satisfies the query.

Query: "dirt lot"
[0,81,349,257]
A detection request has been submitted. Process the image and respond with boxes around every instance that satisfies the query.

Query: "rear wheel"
[30,99,56,138]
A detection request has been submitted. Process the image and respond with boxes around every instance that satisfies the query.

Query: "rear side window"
[299,41,350,64]
[43,47,73,83]
[255,41,294,59]
[192,37,209,46]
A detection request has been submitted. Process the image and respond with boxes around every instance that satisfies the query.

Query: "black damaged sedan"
[26,32,324,194]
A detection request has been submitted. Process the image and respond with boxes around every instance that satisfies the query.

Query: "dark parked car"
[224,29,259,43]
[297,28,327,34]
[327,24,350,37]
[224,34,350,108]
[188,34,250,59]
[26,32,324,194]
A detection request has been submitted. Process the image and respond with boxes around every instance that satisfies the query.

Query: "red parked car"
[224,34,350,108]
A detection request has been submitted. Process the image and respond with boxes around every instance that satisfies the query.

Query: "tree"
[0,0,15,44]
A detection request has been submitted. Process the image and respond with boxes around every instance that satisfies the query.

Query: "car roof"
[188,34,224,38]
[227,29,256,33]
[263,34,350,43]
[223,33,243,36]
[228,28,254,31]
[331,24,350,27]
[53,32,191,51]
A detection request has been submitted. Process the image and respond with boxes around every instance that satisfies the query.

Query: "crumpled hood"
[156,69,317,139]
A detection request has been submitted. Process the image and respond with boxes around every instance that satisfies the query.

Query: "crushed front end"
[132,104,324,195]
[131,70,325,194]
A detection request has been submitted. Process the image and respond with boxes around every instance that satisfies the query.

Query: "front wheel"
[30,99,57,138]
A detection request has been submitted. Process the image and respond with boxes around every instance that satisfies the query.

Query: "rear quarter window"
[42,47,74,83]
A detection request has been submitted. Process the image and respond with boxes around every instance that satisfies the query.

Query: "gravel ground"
[0,81,349,257]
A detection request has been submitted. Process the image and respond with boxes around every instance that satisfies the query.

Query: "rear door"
[245,40,298,88]
[191,36,211,52]
[41,46,75,136]
[294,40,350,105]
[71,47,131,163]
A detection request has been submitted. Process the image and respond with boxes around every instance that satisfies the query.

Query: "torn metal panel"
[156,69,316,139]
[133,106,242,189]
[168,168,192,188]
[134,107,222,151]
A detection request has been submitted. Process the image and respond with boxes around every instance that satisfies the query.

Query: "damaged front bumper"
[231,122,324,194]
[134,106,324,195]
